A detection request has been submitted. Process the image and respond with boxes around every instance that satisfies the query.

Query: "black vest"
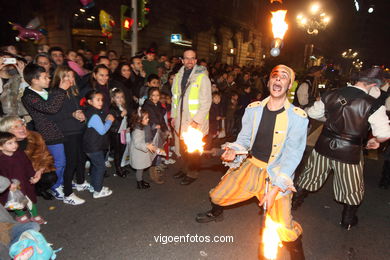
[315,86,377,164]
[83,106,109,153]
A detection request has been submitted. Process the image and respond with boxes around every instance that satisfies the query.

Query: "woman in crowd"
[0,116,57,200]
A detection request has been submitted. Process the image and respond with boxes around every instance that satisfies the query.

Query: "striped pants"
[298,149,364,205]
[210,157,302,242]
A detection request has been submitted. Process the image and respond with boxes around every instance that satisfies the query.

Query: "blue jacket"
[230,97,308,196]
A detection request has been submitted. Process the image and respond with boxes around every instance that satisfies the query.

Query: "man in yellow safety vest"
[171,49,212,185]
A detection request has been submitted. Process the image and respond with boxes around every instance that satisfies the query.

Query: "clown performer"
[196,65,308,260]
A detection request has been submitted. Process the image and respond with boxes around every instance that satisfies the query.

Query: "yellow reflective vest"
[172,73,208,118]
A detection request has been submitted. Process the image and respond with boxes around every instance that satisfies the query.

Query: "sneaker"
[16,215,30,224]
[72,181,77,190]
[30,215,47,225]
[93,188,113,199]
[75,181,91,192]
[108,156,114,162]
[105,161,112,168]
[49,186,64,200]
[64,193,85,205]
[85,161,91,169]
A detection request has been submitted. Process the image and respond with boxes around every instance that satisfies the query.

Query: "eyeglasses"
[11,120,26,129]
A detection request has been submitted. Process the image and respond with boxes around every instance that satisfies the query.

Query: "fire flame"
[262,215,282,260]
[182,126,205,153]
[271,10,288,39]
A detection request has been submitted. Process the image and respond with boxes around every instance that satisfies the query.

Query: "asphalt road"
[36,153,390,260]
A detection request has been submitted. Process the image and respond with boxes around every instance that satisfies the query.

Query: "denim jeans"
[47,143,66,189]
[86,151,106,192]
[10,222,40,245]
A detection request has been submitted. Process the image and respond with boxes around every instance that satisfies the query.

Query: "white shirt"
[307,85,390,139]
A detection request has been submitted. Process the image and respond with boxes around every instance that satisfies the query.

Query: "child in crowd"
[50,66,88,206]
[0,132,46,224]
[225,92,239,138]
[159,93,175,165]
[22,64,70,200]
[207,92,224,149]
[139,74,160,106]
[142,87,168,184]
[130,109,157,189]
[109,88,129,178]
[83,90,114,198]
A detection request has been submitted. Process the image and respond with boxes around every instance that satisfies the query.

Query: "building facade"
[6,0,265,66]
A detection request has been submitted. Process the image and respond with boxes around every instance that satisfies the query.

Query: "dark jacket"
[130,70,145,99]
[49,92,85,136]
[83,106,110,153]
[315,86,378,164]
[142,99,168,131]
[0,150,37,205]
[109,104,127,133]
[21,87,66,145]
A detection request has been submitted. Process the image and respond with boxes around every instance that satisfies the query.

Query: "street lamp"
[352,59,363,70]
[296,3,330,35]
[342,49,358,59]
[297,2,330,68]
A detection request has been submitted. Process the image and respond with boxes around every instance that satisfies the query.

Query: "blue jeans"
[10,222,40,245]
[47,144,66,189]
[86,151,106,192]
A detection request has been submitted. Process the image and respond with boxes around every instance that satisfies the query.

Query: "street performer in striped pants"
[293,66,390,230]
[196,65,308,260]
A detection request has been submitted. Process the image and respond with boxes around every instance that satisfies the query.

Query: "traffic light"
[121,5,133,40]
[138,0,150,29]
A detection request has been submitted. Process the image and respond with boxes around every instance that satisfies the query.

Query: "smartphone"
[3,58,17,65]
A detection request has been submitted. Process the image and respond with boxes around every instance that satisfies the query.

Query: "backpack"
[9,230,61,260]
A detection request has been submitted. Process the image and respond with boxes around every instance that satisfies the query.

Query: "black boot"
[137,180,150,189]
[195,202,224,223]
[340,204,359,230]
[292,187,309,210]
[282,236,305,260]
[116,167,127,178]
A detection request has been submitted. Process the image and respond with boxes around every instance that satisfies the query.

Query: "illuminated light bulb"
[310,3,320,14]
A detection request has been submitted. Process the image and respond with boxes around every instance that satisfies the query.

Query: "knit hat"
[271,64,295,87]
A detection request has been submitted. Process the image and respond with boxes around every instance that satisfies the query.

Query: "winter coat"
[142,99,168,131]
[0,150,37,204]
[21,87,66,145]
[130,127,154,170]
[171,65,212,136]
[0,76,29,117]
[23,130,56,173]
[49,92,85,136]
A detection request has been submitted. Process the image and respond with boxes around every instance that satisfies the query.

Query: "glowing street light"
[342,49,358,59]
[310,3,320,14]
[296,3,330,35]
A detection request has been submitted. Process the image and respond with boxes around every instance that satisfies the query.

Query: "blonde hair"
[51,65,79,96]
[0,116,23,132]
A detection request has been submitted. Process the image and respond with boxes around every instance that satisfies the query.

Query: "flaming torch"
[269,0,288,57]
[260,177,282,260]
[182,126,205,153]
